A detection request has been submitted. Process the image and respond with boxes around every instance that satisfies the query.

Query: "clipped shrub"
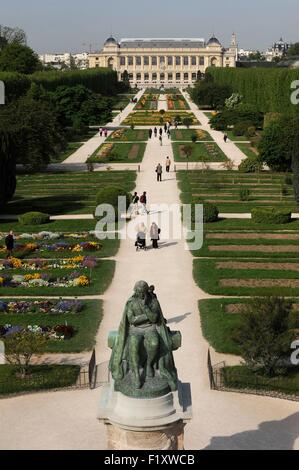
[238,155,262,173]
[239,187,250,201]
[19,212,50,225]
[95,186,130,219]
[246,126,256,138]
[251,207,291,224]
[203,203,219,223]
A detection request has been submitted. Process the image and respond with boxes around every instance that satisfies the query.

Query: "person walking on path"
[149,128,153,139]
[223,133,228,143]
[165,156,171,173]
[104,128,108,138]
[130,192,139,216]
[164,123,167,133]
[5,230,14,258]
[99,127,103,137]
[159,127,163,137]
[167,128,171,139]
[154,127,158,138]
[156,163,163,182]
[139,192,149,214]
[150,222,160,249]
[159,135,163,146]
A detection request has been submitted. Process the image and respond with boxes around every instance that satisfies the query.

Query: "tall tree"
[0,25,26,50]
[0,43,41,74]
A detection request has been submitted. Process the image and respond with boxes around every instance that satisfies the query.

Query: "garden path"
[157,94,168,112]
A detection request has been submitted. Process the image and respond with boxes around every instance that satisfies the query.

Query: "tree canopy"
[0,43,41,74]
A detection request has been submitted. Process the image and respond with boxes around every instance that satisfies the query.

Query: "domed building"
[89,33,237,87]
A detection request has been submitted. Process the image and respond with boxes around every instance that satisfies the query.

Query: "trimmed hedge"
[238,156,262,173]
[0,129,16,207]
[0,72,31,102]
[95,186,130,219]
[251,207,292,224]
[207,67,299,114]
[19,212,50,225]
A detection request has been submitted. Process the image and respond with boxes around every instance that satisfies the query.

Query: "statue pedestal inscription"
[97,281,192,450]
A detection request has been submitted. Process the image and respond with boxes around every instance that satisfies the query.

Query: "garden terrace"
[170,129,213,141]
[134,94,159,110]
[88,142,146,163]
[106,129,148,142]
[199,298,299,356]
[172,142,227,163]
[178,170,297,213]
[122,111,200,126]
[194,257,299,296]
[167,94,190,110]
[3,171,136,216]
[0,299,102,353]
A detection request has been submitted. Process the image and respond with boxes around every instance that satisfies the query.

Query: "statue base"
[98,380,192,450]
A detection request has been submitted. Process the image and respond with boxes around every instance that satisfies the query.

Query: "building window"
[168,73,173,81]
[136,73,141,81]
[152,72,157,81]
[167,56,173,66]
[95,57,99,61]
[128,56,133,66]
[95,64,99,68]
[160,73,165,81]
[129,73,133,80]
[191,56,196,66]
[184,72,189,81]
[151,56,157,66]
[144,56,149,66]
[176,72,181,81]
[183,56,189,66]
[192,72,197,81]
[211,57,217,66]
[120,57,125,66]
[136,56,141,66]
[199,56,205,65]
[159,56,165,64]
[144,73,149,81]
[175,56,181,66]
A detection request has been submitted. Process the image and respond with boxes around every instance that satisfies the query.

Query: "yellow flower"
[0,277,4,285]
[71,256,84,263]
[10,257,22,269]
[24,273,41,281]
[26,243,37,250]
[76,275,89,286]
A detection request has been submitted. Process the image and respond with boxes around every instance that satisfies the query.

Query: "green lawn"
[225,131,250,142]
[194,258,299,296]
[170,129,213,141]
[122,111,200,126]
[0,299,102,353]
[177,170,297,213]
[0,365,80,395]
[107,129,148,142]
[3,171,136,216]
[89,142,146,163]
[0,260,115,296]
[203,218,299,232]
[52,142,84,163]
[172,142,227,162]
[236,143,259,158]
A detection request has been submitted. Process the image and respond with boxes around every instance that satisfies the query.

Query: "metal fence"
[207,350,299,401]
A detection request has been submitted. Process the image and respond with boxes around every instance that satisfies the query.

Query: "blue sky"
[2,0,299,53]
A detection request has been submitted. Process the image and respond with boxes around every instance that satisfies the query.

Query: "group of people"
[149,124,171,145]
[135,221,161,251]
[131,191,149,216]
[155,156,171,182]
[99,128,108,138]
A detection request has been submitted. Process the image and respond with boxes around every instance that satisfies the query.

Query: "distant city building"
[238,49,260,60]
[89,33,238,87]
[39,52,89,69]
[265,37,290,62]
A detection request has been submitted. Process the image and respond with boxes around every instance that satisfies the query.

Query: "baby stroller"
[135,232,147,251]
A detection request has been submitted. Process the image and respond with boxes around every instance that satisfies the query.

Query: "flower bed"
[0,256,97,271]
[0,241,102,258]
[0,271,90,288]
[0,323,75,340]
[0,299,84,315]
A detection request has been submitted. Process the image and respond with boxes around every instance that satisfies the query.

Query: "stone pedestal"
[98,380,192,450]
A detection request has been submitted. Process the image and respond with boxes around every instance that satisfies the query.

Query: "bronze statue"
[109,281,181,397]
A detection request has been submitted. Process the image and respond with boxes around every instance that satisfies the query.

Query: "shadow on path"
[167,312,192,325]
[205,412,299,450]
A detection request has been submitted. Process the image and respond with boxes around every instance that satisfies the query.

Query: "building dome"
[207,36,221,46]
[105,36,117,45]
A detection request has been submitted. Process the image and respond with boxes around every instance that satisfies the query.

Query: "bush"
[19,212,50,225]
[203,203,219,223]
[233,123,247,136]
[95,186,130,219]
[246,126,256,138]
[284,175,293,186]
[251,207,292,224]
[238,155,262,173]
[239,187,250,201]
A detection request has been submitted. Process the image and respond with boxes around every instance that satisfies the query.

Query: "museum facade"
[88,35,238,87]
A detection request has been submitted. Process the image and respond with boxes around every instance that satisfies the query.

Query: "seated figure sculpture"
[109,281,180,394]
